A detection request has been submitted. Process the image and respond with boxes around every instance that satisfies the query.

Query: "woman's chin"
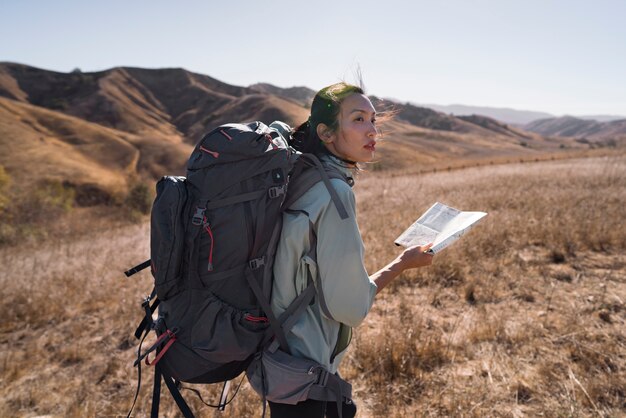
[360,151,376,163]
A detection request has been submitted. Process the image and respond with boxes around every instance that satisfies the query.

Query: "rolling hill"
[524,116,626,144]
[0,62,591,203]
[418,103,554,125]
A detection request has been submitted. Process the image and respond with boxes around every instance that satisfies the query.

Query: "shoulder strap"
[284,154,350,220]
[265,216,333,353]
[264,154,352,353]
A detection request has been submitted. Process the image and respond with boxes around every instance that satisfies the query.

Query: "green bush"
[0,178,75,246]
[34,180,75,212]
[0,166,9,211]
[0,167,13,244]
[125,182,152,215]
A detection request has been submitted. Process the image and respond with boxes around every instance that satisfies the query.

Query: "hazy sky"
[1,0,625,116]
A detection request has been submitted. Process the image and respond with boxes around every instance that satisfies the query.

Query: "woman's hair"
[290,82,365,155]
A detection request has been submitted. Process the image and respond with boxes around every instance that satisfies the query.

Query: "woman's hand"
[396,243,434,270]
[371,244,434,294]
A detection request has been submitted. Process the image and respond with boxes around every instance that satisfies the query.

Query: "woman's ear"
[316,123,335,143]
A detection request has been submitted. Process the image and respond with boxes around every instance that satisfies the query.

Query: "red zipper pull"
[244,314,269,323]
[203,216,214,271]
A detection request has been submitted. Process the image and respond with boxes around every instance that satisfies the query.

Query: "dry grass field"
[0,154,624,417]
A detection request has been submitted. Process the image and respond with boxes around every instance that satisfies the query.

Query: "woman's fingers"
[401,243,434,268]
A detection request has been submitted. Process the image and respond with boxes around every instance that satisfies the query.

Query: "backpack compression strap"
[124,259,151,277]
[152,364,195,418]
[284,153,350,220]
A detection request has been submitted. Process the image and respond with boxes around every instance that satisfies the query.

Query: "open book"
[395,202,487,254]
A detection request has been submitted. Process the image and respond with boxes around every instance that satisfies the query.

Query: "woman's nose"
[367,123,377,138]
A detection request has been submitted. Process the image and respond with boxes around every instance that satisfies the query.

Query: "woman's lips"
[364,142,376,151]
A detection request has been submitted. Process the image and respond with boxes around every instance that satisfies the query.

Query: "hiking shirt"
[271,154,378,373]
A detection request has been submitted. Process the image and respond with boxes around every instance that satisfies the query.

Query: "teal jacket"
[270,149,378,373]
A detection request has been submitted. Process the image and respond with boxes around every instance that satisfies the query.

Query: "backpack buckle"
[249,257,265,270]
[268,186,285,199]
[192,207,206,226]
[316,369,329,386]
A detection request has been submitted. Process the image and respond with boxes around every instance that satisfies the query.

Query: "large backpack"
[124,121,351,417]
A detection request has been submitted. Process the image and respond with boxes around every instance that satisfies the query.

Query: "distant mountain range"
[261,84,626,143]
[0,62,610,205]
[418,103,626,125]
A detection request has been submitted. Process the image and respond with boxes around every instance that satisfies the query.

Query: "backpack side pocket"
[150,176,188,300]
[247,348,321,404]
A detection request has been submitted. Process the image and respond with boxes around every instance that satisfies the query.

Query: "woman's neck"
[323,148,357,168]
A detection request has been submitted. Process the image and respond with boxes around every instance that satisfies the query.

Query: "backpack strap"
[263,155,353,352]
[204,190,266,210]
[265,216,323,353]
[156,364,195,418]
[150,364,162,418]
[307,371,353,418]
[126,323,151,418]
[244,267,291,352]
[134,288,159,339]
[265,276,317,353]
[303,218,336,322]
[124,259,151,277]
[284,154,350,220]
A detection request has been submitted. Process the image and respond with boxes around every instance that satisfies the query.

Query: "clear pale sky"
[1,0,625,116]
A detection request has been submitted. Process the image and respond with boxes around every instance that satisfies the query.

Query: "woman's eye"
[355,116,364,122]
[371,118,377,124]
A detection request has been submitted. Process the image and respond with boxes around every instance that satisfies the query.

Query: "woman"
[267,82,434,417]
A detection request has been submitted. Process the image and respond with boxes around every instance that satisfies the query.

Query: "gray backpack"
[125,121,352,417]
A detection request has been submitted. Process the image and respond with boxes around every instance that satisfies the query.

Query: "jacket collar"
[320,154,356,187]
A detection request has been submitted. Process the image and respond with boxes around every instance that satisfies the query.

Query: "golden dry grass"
[0,155,624,417]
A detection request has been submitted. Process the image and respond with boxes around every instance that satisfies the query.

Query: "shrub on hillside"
[33,180,75,212]
[69,182,114,206]
[125,182,152,215]
[0,178,75,245]
[0,166,9,211]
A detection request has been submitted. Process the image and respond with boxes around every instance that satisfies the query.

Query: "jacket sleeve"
[314,179,378,327]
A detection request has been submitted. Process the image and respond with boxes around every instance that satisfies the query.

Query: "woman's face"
[322,93,378,163]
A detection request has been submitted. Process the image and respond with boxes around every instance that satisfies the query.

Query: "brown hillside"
[0,97,191,194]
[121,67,251,139]
[457,114,533,139]
[0,63,608,188]
[0,63,191,140]
[377,99,484,134]
[0,64,309,145]
[249,82,316,107]
[0,97,134,189]
[187,93,310,137]
[87,68,182,139]
[374,118,586,171]
[524,116,626,143]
